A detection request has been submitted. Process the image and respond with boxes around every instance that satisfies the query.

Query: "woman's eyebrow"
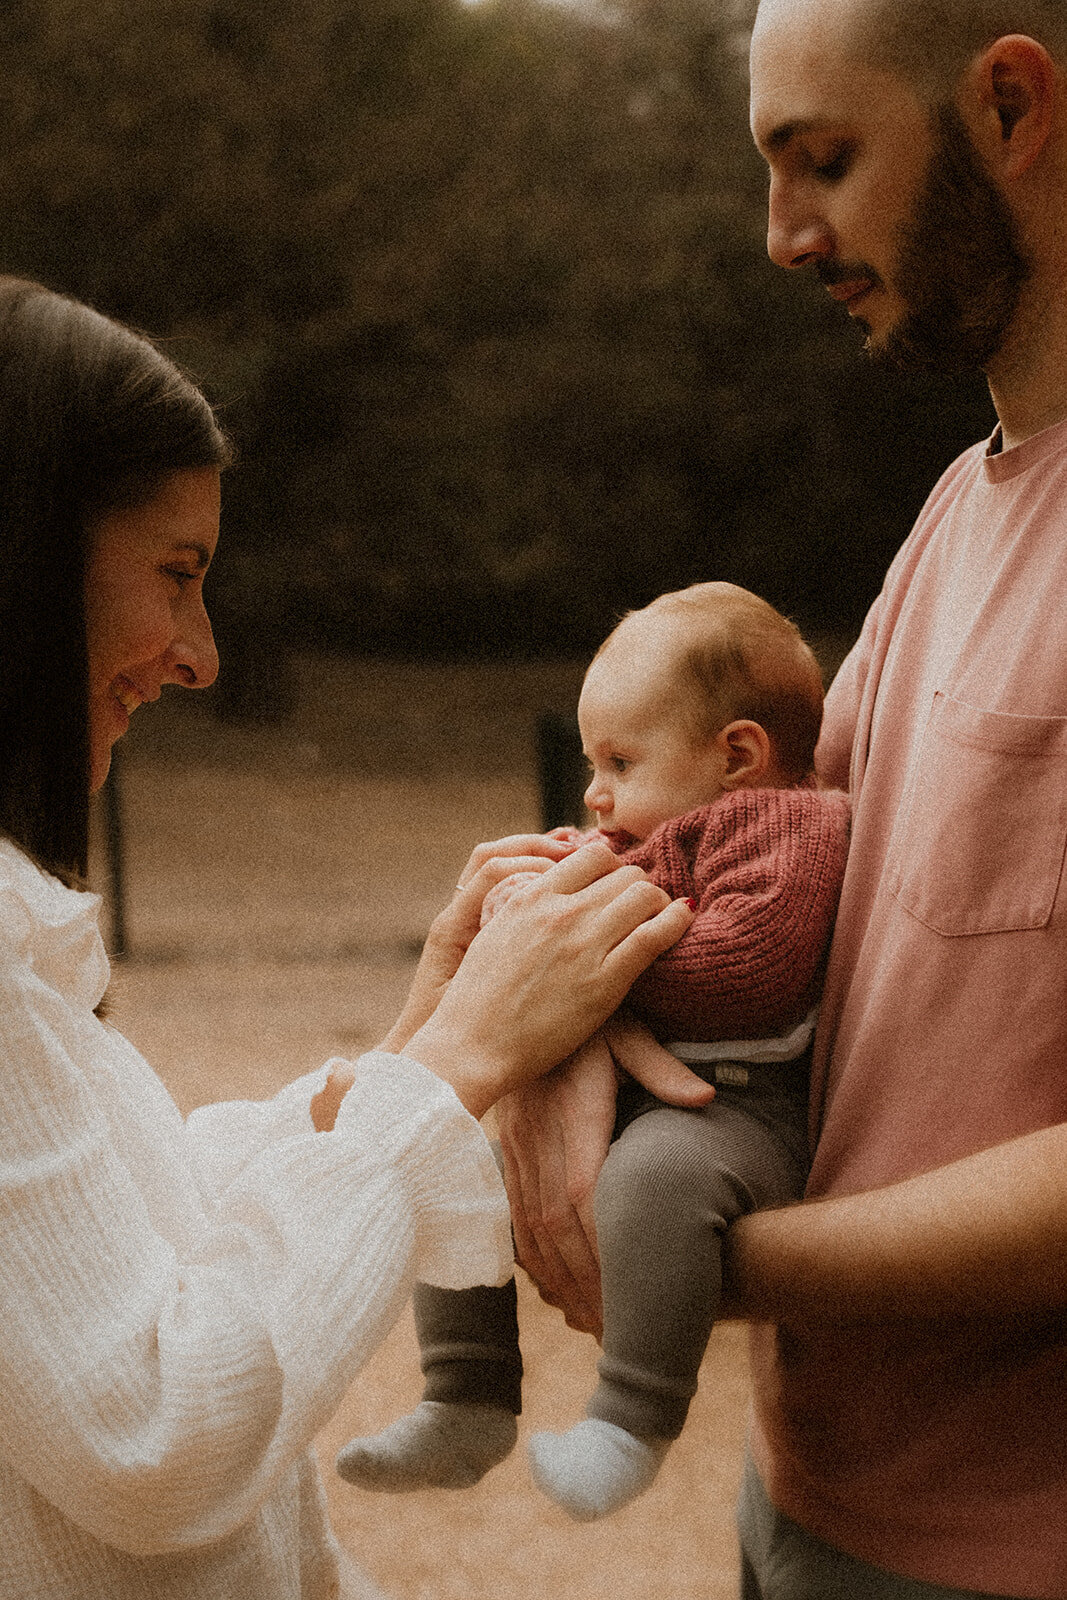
[173,541,212,569]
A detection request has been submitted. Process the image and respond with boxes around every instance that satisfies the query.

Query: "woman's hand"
[403,842,694,1119]
[382,833,578,1054]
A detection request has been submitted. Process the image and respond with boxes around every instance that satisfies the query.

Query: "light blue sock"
[528,1418,670,1520]
[336,1401,517,1492]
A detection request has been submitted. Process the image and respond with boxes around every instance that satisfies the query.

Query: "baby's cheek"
[479,871,544,928]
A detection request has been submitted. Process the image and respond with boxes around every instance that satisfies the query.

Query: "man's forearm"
[725,1119,1067,1324]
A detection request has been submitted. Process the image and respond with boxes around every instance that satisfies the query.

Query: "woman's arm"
[0,952,513,1558]
[0,840,692,1556]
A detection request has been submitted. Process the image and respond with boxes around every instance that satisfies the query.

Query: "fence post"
[536,712,586,832]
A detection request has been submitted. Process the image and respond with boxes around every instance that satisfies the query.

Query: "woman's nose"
[171,598,219,689]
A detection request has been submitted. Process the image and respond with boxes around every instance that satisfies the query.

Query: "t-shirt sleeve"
[0,945,511,1559]
[816,597,882,792]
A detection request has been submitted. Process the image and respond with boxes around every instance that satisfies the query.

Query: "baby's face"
[577,634,729,848]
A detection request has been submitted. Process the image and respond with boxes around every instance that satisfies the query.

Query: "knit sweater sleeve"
[622,788,851,1041]
[0,935,511,1559]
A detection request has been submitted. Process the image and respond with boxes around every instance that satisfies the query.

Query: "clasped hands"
[313,831,713,1331]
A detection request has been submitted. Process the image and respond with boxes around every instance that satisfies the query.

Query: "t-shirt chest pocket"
[885,692,1067,936]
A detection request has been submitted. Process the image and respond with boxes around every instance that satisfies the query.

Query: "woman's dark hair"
[0,277,231,884]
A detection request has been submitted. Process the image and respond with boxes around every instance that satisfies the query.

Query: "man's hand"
[495,1015,714,1337]
[496,1033,618,1338]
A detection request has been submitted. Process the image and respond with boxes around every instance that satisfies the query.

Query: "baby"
[338,582,850,1519]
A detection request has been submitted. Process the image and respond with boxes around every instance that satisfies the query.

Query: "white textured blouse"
[0,839,513,1599]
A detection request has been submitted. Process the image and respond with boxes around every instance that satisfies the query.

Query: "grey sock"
[528,1418,670,1520]
[336,1401,517,1492]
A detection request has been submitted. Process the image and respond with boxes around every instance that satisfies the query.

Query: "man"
[498,3,1067,1595]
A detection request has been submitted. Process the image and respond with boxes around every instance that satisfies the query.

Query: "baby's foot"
[336,1401,517,1492]
[528,1418,669,1520]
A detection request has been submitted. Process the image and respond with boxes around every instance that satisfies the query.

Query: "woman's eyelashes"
[163,565,199,589]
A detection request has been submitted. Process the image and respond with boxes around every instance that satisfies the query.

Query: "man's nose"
[766,177,834,270]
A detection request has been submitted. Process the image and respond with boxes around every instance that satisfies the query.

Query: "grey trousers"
[416,1061,809,1440]
[737,1455,1022,1600]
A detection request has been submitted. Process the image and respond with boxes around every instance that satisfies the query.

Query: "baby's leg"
[530,1086,806,1519]
[337,1280,521,1491]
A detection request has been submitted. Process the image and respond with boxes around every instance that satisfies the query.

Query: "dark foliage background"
[0,0,996,673]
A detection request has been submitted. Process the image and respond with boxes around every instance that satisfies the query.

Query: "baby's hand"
[547,825,594,847]
[479,830,596,924]
[479,871,544,928]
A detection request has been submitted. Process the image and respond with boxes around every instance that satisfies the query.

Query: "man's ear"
[962,35,1057,180]
[715,720,774,789]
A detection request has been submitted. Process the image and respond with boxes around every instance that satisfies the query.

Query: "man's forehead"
[753,0,867,44]
[750,0,901,144]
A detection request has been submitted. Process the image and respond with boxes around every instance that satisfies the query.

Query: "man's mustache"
[814,259,885,290]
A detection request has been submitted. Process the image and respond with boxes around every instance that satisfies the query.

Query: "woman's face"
[85,467,220,793]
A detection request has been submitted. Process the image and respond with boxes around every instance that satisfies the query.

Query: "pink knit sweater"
[618,787,851,1043]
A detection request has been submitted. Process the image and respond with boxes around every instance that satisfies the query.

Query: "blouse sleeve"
[0,944,511,1559]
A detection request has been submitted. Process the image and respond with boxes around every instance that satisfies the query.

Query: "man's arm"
[724,1118,1067,1325]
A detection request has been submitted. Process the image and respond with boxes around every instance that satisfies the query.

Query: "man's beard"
[866,102,1030,374]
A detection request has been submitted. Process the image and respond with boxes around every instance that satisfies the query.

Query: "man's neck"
[987,273,1067,449]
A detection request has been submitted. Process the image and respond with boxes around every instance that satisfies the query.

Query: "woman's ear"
[962,35,1057,180]
[715,720,774,790]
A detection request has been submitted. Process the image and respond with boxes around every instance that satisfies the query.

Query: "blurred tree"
[0,0,995,670]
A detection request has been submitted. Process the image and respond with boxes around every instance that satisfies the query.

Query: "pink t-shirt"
[749,415,1067,1598]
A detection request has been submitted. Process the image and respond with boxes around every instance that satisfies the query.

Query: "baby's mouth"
[113,679,142,715]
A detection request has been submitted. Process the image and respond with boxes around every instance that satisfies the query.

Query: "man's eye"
[813,145,854,182]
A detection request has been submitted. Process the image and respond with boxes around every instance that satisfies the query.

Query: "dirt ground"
[90,655,753,1600]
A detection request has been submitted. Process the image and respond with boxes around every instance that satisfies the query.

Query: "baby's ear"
[716,720,774,788]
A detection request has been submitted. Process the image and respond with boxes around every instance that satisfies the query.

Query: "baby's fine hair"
[603,582,825,784]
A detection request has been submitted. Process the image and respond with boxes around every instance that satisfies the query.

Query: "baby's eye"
[611,755,631,774]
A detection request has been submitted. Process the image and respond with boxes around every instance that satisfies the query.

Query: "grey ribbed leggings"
[414,1061,809,1441]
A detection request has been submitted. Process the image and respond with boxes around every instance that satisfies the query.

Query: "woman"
[0,277,694,1599]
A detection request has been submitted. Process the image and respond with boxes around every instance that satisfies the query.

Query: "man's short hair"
[851,0,1067,100]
